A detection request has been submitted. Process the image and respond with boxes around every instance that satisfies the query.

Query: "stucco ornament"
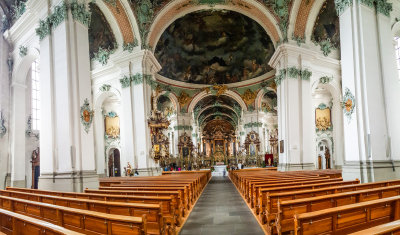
[99,84,111,92]
[342,87,355,122]
[80,98,94,133]
[178,91,191,108]
[334,0,353,16]
[19,46,27,57]
[241,89,257,106]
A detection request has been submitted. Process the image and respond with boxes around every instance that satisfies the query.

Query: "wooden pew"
[99,186,192,207]
[349,220,400,235]
[0,208,83,235]
[0,195,148,235]
[293,195,400,235]
[84,189,188,217]
[7,187,182,227]
[257,180,360,221]
[275,184,400,234]
[0,189,168,235]
[265,178,400,230]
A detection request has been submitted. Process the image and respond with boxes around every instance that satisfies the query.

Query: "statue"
[125,162,133,176]
[324,148,331,169]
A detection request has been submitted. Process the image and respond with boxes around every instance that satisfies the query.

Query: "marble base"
[38,171,99,192]
[278,163,315,171]
[342,161,400,183]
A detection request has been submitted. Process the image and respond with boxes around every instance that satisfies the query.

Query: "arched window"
[31,59,40,131]
[394,37,400,80]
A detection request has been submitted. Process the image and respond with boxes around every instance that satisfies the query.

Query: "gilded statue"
[241,89,257,106]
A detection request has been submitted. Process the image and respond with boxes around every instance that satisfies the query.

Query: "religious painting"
[315,106,331,131]
[261,91,277,114]
[312,0,340,48]
[250,143,256,156]
[105,112,120,138]
[155,10,275,84]
[182,147,189,157]
[280,140,284,153]
[88,3,117,59]
[157,95,174,117]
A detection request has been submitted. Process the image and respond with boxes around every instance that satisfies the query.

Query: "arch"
[12,47,40,85]
[200,113,236,127]
[292,0,318,40]
[94,88,122,110]
[156,91,178,114]
[188,90,247,114]
[147,0,282,49]
[392,21,400,37]
[310,76,341,103]
[197,104,239,119]
[304,0,327,44]
[315,137,333,169]
[120,0,141,46]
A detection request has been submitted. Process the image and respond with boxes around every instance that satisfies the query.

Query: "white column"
[269,45,315,171]
[338,2,400,181]
[38,1,97,191]
[10,83,26,187]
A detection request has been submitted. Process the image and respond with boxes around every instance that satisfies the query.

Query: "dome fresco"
[155,10,275,84]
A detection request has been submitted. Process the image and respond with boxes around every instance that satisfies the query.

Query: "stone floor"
[179,176,264,235]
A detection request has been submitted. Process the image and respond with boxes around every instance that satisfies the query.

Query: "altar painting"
[315,107,331,131]
[105,114,120,138]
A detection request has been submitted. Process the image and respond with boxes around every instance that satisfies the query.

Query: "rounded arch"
[310,76,341,103]
[197,104,239,119]
[188,90,247,114]
[315,136,333,169]
[12,47,40,85]
[94,88,122,110]
[304,0,326,44]
[147,0,282,49]
[120,0,141,46]
[392,21,400,37]
[255,87,277,110]
[156,91,178,113]
[200,113,236,127]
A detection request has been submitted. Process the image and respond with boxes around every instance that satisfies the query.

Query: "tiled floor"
[179,176,264,235]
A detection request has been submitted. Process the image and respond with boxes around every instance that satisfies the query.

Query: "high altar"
[201,120,237,166]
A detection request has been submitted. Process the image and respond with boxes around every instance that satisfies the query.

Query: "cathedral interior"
[0,0,399,195]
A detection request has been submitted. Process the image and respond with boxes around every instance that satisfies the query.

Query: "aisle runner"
[180,176,264,235]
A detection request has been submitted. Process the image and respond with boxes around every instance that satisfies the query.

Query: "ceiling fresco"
[155,10,275,84]
[88,3,117,59]
[312,0,340,48]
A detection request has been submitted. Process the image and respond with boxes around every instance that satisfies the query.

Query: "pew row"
[0,195,148,235]
[0,208,83,235]
[0,189,169,235]
[294,195,400,235]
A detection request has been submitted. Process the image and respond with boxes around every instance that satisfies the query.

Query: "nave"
[180,176,263,235]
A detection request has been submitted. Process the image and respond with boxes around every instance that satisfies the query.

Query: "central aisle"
[180,176,264,235]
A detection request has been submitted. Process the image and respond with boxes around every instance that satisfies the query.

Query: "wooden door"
[113,149,121,177]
